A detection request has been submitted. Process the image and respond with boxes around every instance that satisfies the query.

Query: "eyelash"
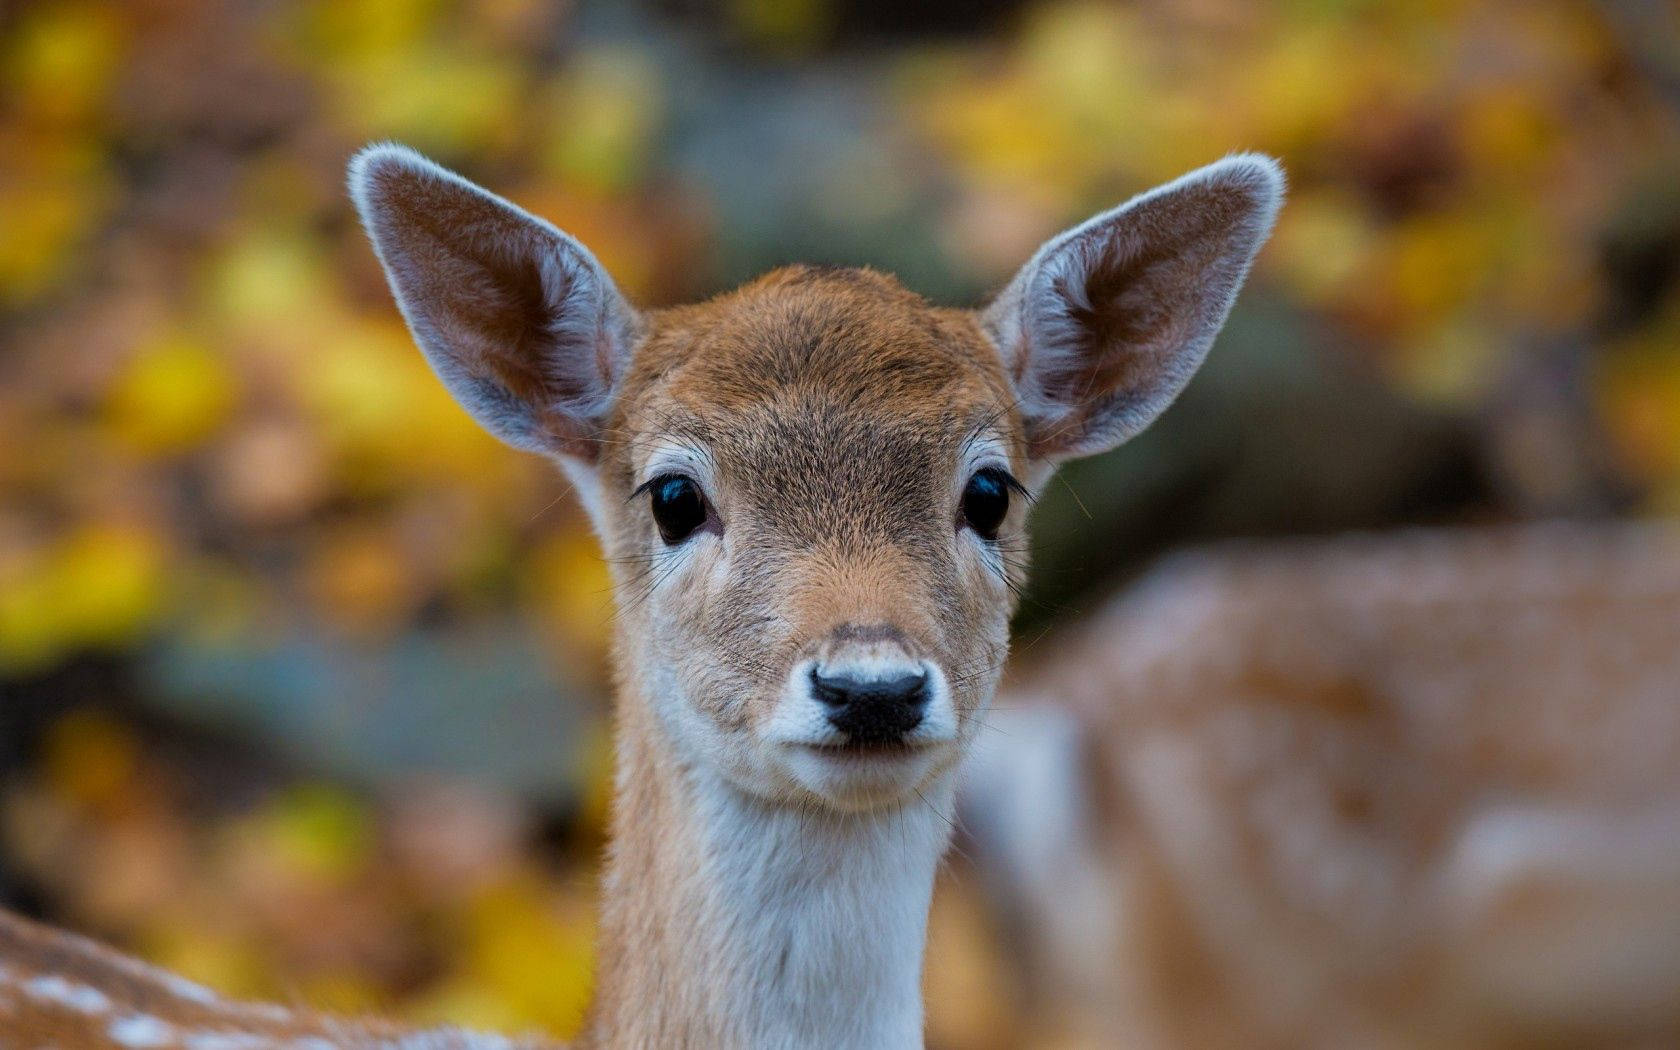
[973,465,1028,497]
[629,472,685,501]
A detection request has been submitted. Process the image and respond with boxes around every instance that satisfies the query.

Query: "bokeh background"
[1,0,1678,1045]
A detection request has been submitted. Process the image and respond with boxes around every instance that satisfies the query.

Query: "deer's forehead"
[617,268,1018,472]
[718,402,961,522]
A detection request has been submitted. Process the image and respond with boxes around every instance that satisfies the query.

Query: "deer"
[962,519,1680,1049]
[0,144,1283,1047]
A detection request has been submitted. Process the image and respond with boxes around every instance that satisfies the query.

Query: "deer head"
[348,144,1282,818]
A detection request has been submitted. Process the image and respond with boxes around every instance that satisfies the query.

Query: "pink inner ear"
[366,165,562,397]
[1047,232,1181,398]
[1013,158,1283,460]
[353,147,634,461]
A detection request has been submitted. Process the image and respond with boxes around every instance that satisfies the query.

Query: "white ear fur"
[348,143,640,463]
[984,154,1284,461]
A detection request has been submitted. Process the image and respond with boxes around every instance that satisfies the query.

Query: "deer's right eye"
[647,475,707,545]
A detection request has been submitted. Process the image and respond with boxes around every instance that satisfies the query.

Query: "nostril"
[810,666,929,744]
[810,668,927,708]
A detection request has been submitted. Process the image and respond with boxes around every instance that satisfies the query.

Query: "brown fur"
[580,269,1028,1044]
[600,266,1024,743]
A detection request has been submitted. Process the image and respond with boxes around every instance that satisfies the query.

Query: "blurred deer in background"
[964,520,1680,1050]
[0,146,1282,1046]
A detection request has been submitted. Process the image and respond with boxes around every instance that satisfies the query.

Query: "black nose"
[811,666,928,744]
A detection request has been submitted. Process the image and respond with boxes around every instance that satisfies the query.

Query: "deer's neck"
[581,690,952,1049]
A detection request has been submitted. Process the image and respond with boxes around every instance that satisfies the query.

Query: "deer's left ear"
[983,155,1284,461]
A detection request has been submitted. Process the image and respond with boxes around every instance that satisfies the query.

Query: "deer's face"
[595,272,1030,808]
[350,145,1281,812]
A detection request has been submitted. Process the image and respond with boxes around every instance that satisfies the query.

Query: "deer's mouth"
[802,739,927,758]
[780,736,954,809]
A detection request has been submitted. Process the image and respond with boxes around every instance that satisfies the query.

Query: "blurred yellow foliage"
[293,316,508,497]
[335,50,527,155]
[0,523,168,673]
[2,2,125,127]
[298,968,388,1018]
[527,529,615,664]
[204,229,335,341]
[239,784,374,887]
[430,876,594,1037]
[55,524,170,646]
[538,48,664,195]
[285,0,445,62]
[42,709,139,813]
[1385,212,1496,338]
[728,0,836,55]
[106,335,240,456]
[0,137,111,303]
[141,924,274,1005]
[1266,188,1379,308]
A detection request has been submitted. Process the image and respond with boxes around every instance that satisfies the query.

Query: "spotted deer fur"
[0,908,555,1048]
[0,144,1282,1048]
[965,520,1680,1049]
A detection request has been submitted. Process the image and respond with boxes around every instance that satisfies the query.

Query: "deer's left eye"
[961,468,1013,540]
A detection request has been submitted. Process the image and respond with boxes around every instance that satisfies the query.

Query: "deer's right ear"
[348,144,639,463]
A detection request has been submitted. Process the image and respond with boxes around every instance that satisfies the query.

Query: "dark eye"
[648,475,708,545]
[961,468,1012,540]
